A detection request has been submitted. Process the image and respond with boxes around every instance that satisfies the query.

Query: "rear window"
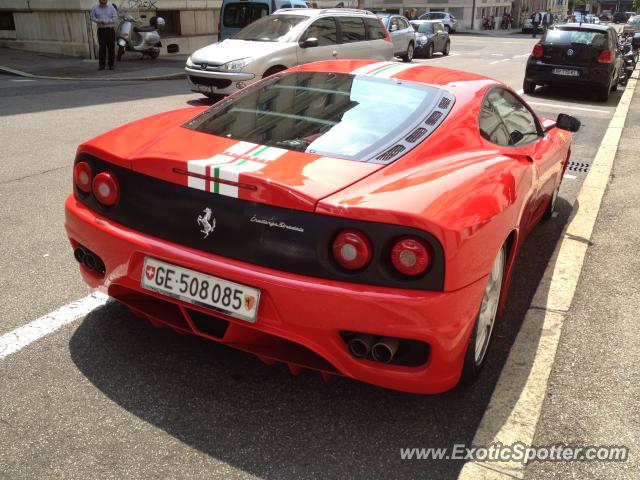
[223,3,269,29]
[185,71,452,161]
[366,18,387,39]
[544,28,608,47]
[412,23,433,33]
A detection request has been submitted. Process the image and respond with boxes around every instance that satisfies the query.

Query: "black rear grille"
[189,76,232,89]
[376,145,405,162]
[187,308,230,338]
[74,155,445,291]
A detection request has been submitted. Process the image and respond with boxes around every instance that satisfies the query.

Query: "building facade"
[0,0,220,58]
[0,0,570,59]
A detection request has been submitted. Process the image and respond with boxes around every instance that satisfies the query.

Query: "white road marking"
[0,292,108,360]
[10,79,36,82]
[458,70,638,480]
[489,58,511,65]
[516,88,524,95]
[513,53,531,58]
[564,173,577,179]
[526,101,611,113]
[490,53,504,56]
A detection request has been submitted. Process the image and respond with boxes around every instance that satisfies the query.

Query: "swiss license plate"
[552,68,579,77]
[141,257,260,323]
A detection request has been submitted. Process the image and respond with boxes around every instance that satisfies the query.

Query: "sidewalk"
[524,75,640,478]
[0,47,187,81]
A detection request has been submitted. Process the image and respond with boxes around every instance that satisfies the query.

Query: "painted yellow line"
[458,70,638,479]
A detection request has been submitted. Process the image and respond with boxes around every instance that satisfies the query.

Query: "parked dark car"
[523,23,623,101]
[410,20,450,58]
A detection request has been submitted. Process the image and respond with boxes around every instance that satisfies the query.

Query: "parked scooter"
[115,10,165,60]
[618,33,638,86]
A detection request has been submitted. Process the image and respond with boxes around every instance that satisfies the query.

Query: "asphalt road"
[0,36,623,479]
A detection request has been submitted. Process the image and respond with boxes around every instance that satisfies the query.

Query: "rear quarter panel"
[316,92,537,292]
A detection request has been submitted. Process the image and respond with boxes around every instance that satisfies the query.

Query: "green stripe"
[250,145,270,157]
[371,64,399,76]
[235,159,248,166]
[213,166,220,194]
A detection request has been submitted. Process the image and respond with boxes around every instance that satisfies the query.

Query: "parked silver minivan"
[187,8,395,98]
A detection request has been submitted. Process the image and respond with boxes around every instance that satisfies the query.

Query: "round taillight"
[73,161,92,193]
[92,172,120,206]
[390,237,432,276]
[332,230,372,270]
[532,43,543,58]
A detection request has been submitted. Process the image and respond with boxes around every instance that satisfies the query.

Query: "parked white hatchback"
[186,8,394,98]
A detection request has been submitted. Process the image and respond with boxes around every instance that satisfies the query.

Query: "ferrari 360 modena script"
[65,60,580,394]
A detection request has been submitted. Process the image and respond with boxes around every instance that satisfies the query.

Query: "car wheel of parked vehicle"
[443,40,450,56]
[116,46,124,61]
[148,50,160,60]
[263,66,287,78]
[597,82,610,101]
[461,244,506,384]
[402,42,414,62]
[522,79,536,94]
[426,43,434,59]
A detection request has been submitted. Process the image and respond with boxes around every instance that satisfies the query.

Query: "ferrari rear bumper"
[65,194,488,394]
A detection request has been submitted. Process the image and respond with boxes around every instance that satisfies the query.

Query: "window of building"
[156,10,181,36]
[0,12,15,30]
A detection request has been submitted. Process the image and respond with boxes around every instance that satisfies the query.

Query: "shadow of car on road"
[68,197,572,480]
[527,84,623,107]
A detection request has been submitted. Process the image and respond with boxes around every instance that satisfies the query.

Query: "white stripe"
[187,159,209,190]
[246,146,288,161]
[516,88,524,95]
[349,61,396,75]
[0,292,108,360]
[368,63,422,78]
[225,141,258,156]
[526,101,611,113]
[489,58,511,65]
[564,173,577,179]
[513,53,531,58]
[187,155,236,191]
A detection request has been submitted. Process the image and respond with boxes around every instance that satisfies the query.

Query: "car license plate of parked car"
[141,257,260,322]
[196,84,214,94]
[552,68,579,77]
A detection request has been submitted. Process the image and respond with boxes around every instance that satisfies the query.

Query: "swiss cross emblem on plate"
[145,265,156,281]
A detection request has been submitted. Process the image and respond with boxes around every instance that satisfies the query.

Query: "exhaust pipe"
[371,337,400,364]
[348,334,375,359]
[73,247,86,264]
[83,251,97,271]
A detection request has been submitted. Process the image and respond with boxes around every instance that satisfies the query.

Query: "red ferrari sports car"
[65,60,580,394]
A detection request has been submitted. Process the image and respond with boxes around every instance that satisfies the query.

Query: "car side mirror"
[556,113,581,132]
[299,37,319,48]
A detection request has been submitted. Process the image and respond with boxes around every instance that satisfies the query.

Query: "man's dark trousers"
[97,27,115,69]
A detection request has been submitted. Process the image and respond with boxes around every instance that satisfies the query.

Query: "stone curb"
[0,65,185,81]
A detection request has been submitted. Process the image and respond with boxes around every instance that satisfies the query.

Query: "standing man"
[90,0,118,71]
[531,11,542,38]
[542,11,553,32]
